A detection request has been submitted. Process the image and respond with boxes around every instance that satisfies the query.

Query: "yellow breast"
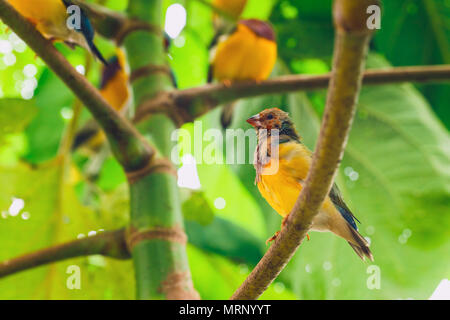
[212,24,277,82]
[8,0,66,35]
[8,0,89,49]
[256,142,311,217]
[100,70,129,112]
[100,50,130,112]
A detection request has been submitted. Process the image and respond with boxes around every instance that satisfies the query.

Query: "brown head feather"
[239,19,276,42]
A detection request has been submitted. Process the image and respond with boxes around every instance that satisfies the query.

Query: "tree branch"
[230,0,379,300]
[0,0,154,173]
[0,228,130,279]
[135,64,450,123]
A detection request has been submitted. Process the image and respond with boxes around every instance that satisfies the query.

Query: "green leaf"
[373,0,450,128]
[23,70,73,164]
[186,216,263,265]
[0,161,133,299]
[0,98,37,139]
[182,191,215,226]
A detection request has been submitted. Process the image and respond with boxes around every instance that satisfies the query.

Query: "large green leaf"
[0,160,134,299]
[23,70,73,164]
[0,99,37,165]
[186,216,263,265]
[0,99,37,139]
[373,0,450,128]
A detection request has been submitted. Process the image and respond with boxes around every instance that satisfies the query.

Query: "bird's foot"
[26,17,38,27]
[222,79,232,87]
[306,233,310,241]
[265,231,280,245]
[281,214,290,227]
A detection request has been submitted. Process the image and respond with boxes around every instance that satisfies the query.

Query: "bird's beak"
[247,114,261,127]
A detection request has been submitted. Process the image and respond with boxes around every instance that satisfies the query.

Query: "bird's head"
[239,19,276,42]
[247,108,300,142]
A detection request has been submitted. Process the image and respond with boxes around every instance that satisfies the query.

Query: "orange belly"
[212,24,277,82]
[255,142,337,232]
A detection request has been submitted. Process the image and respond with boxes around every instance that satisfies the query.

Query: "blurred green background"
[0,0,449,299]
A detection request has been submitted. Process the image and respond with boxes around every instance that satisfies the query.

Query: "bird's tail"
[88,40,108,66]
[72,121,101,151]
[220,102,237,129]
[347,224,374,261]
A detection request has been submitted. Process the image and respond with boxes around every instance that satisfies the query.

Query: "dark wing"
[162,32,178,88]
[62,0,108,65]
[100,56,120,89]
[72,120,100,150]
[207,31,219,84]
[207,64,214,83]
[329,183,360,230]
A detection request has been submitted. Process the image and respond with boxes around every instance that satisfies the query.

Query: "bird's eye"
[267,114,274,120]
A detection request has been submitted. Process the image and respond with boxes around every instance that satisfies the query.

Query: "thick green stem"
[124,0,198,300]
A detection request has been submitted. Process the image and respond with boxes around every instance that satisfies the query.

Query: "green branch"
[123,0,198,300]
[0,229,130,279]
[230,0,379,300]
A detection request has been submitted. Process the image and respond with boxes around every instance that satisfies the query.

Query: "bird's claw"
[27,17,38,27]
[265,231,280,245]
[281,214,290,227]
[222,79,232,87]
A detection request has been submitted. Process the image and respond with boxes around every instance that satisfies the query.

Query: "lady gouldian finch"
[8,0,107,64]
[247,108,373,261]
[209,19,277,128]
[73,49,130,151]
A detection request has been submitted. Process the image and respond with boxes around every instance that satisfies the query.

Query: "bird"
[72,48,130,151]
[7,0,107,64]
[246,108,373,261]
[209,19,277,128]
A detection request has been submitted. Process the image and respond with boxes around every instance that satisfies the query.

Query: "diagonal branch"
[0,0,154,173]
[134,64,450,123]
[0,228,130,279]
[230,0,379,300]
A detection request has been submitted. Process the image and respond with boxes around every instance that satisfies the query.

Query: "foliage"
[0,0,448,299]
